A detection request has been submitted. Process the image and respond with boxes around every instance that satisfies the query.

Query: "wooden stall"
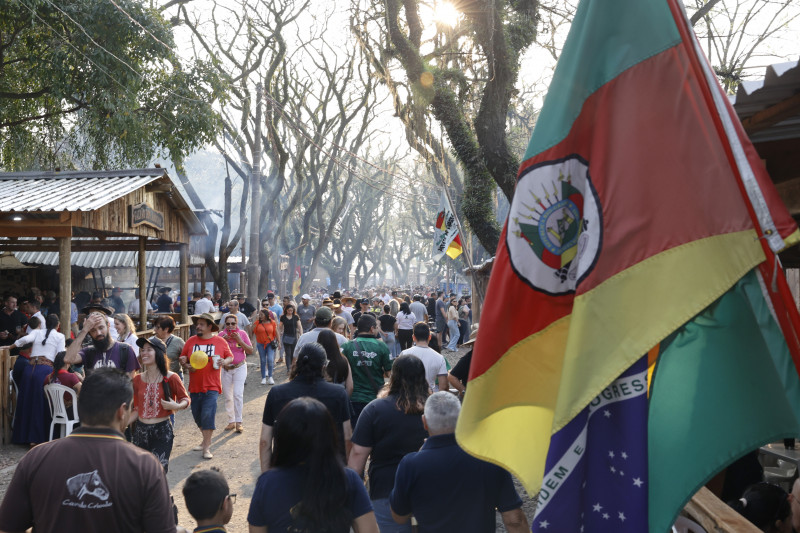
[0,169,206,331]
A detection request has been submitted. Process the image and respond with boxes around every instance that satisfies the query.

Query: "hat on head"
[359,298,370,305]
[342,296,356,305]
[159,287,172,294]
[81,303,114,316]
[332,299,342,309]
[191,312,220,331]
[236,294,245,299]
[267,292,275,298]
[333,291,342,299]
[136,336,167,356]
[112,287,123,293]
[315,306,334,322]
[322,298,333,306]
[302,293,311,300]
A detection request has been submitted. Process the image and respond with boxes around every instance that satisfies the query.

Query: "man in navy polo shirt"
[389,392,529,532]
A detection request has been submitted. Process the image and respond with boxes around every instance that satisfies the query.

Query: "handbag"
[282,335,296,345]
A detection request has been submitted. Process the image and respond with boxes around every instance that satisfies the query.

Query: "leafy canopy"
[0,0,227,170]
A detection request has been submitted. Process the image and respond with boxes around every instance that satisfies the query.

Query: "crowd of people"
[0,283,537,532]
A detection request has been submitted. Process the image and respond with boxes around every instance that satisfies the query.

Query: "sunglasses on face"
[225,322,236,326]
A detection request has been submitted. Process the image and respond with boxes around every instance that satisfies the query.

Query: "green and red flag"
[456,0,800,530]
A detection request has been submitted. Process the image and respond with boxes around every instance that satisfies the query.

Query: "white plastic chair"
[43,384,79,440]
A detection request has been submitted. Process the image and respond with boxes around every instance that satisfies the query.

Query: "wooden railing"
[0,346,17,445]
[135,323,193,341]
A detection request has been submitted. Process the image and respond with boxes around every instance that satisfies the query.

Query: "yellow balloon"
[190,350,209,370]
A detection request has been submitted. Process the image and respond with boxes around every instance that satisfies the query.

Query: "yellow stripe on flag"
[456,229,765,495]
[446,241,463,259]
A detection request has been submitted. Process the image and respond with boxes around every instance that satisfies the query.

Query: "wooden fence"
[0,346,16,445]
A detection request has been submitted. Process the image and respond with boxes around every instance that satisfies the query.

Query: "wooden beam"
[0,226,72,238]
[775,176,800,215]
[139,237,147,330]
[180,243,189,324]
[742,92,800,134]
[58,237,71,329]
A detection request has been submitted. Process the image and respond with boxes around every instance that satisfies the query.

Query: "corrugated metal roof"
[0,169,165,212]
[13,249,184,268]
[730,58,800,143]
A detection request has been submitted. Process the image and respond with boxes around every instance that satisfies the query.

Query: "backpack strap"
[119,342,130,372]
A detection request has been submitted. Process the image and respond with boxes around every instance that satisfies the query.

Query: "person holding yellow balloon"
[179,313,234,459]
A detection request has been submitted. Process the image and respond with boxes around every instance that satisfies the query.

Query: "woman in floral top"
[130,336,189,473]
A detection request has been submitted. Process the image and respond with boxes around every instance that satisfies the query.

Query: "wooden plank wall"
[77,187,189,244]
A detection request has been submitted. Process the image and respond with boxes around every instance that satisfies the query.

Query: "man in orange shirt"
[180,313,233,459]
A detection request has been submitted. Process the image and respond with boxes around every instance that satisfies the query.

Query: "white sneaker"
[261,378,267,385]
[268,377,274,385]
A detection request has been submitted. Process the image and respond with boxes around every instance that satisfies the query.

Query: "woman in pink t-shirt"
[220,314,253,433]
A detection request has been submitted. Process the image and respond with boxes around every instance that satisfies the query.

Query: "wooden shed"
[0,168,206,328]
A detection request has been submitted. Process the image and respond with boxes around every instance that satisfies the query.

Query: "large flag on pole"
[433,190,463,260]
[455,0,800,531]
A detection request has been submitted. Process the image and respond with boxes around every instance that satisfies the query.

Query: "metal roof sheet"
[0,169,165,212]
[731,57,800,143]
[13,249,183,268]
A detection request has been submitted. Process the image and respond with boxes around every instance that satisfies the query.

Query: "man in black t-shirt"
[155,287,174,313]
[0,295,27,346]
[351,298,376,326]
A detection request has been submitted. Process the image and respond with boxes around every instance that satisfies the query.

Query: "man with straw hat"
[179,313,233,459]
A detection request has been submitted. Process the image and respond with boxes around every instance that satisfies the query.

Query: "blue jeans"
[190,390,219,430]
[447,320,460,351]
[257,343,275,379]
[372,498,412,533]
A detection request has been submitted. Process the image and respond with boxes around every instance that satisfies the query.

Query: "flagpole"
[668,0,800,365]
[441,185,486,307]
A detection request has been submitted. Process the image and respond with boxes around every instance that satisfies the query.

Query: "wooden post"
[200,265,206,294]
[58,237,71,328]
[180,243,189,324]
[138,237,147,331]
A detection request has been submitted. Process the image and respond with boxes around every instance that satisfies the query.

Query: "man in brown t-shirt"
[0,368,176,533]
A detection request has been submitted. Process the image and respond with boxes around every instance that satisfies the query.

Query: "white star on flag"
[619,512,627,522]
[603,409,611,418]
[593,503,602,512]
[620,470,625,476]
[621,451,628,459]
[539,520,549,529]
[610,466,616,473]
[603,513,610,520]
[633,477,644,487]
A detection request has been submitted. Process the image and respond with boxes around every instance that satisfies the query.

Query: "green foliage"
[0,0,227,170]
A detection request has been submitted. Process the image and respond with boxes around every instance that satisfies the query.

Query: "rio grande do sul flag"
[456,0,800,530]
[433,190,463,260]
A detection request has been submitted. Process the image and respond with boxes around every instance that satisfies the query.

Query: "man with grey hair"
[390,392,529,532]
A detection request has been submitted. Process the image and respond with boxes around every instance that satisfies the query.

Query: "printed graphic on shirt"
[189,343,218,357]
[64,470,112,509]
[353,349,379,366]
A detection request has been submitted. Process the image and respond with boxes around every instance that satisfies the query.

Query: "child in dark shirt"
[182,468,234,533]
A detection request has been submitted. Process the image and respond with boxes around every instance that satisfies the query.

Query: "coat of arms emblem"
[507,155,602,295]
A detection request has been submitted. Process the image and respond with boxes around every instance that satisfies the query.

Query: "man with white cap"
[297,293,316,332]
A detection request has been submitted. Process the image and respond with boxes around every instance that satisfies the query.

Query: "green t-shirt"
[343,336,393,403]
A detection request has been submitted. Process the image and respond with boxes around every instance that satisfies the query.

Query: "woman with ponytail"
[259,343,353,473]
[129,336,189,472]
[12,313,65,444]
[347,354,430,532]
[249,396,379,533]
